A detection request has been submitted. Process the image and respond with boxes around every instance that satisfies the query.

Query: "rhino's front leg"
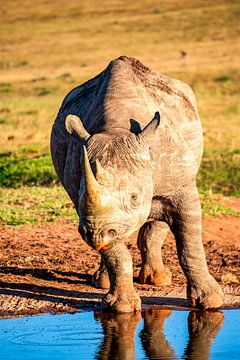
[92,256,110,289]
[101,242,141,313]
[170,185,224,309]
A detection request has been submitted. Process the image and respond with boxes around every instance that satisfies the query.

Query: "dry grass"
[0,0,239,224]
[0,0,239,151]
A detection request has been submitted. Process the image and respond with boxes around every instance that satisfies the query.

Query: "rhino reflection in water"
[51,56,223,312]
[94,309,224,360]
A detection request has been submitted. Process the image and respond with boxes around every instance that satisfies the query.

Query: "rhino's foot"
[102,288,141,313]
[92,268,110,289]
[187,275,224,309]
[139,264,172,286]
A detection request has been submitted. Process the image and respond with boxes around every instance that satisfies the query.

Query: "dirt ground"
[0,214,239,317]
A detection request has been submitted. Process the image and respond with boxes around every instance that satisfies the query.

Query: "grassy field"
[0,0,239,225]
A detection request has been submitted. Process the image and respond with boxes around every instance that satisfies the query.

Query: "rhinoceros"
[51,56,223,312]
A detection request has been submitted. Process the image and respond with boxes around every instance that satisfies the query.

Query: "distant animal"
[180,50,187,58]
[51,56,223,312]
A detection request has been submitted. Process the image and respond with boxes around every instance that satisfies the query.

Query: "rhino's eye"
[131,192,139,207]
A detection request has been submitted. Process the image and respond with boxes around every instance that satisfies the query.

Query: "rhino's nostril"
[107,229,116,238]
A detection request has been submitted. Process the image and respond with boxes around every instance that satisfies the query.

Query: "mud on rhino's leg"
[137,221,172,286]
[170,185,224,309]
[92,256,110,289]
[101,242,141,313]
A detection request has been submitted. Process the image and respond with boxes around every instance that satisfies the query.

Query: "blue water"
[0,309,239,359]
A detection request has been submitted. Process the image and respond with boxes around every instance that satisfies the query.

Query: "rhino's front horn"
[83,146,103,205]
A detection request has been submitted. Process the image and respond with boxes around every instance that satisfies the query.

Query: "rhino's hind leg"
[101,242,141,313]
[137,221,172,286]
[170,185,224,309]
[92,256,110,289]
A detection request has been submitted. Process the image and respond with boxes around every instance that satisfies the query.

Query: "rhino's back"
[55,56,202,159]
[94,56,203,167]
[52,56,203,199]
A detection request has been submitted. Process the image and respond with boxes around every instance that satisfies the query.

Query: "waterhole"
[0,309,239,359]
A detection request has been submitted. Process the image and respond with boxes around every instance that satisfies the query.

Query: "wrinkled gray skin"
[51,56,224,312]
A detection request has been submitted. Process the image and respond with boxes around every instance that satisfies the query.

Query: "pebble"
[221,273,239,284]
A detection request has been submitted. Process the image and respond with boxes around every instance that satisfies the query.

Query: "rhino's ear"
[65,114,90,142]
[138,112,160,142]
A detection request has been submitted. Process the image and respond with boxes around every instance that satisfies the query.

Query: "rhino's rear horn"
[95,159,113,185]
[65,114,90,142]
[138,111,161,142]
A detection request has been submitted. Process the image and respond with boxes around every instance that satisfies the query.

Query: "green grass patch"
[0,146,239,226]
[200,192,240,217]
[197,150,240,197]
[15,60,29,67]
[0,186,238,226]
[0,186,76,225]
[34,86,57,96]
[214,74,233,82]
[0,147,239,199]
[0,146,58,188]
[0,145,239,226]
[18,110,39,116]
[0,61,9,69]
[0,82,11,94]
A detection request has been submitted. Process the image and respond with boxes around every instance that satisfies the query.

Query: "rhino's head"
[65,112,160,251]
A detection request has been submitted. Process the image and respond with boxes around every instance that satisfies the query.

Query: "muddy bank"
[0,215,239,317]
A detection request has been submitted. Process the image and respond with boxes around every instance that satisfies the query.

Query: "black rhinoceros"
[51,56,223,312]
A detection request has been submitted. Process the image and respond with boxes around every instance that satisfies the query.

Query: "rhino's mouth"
[78,222,131,251]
